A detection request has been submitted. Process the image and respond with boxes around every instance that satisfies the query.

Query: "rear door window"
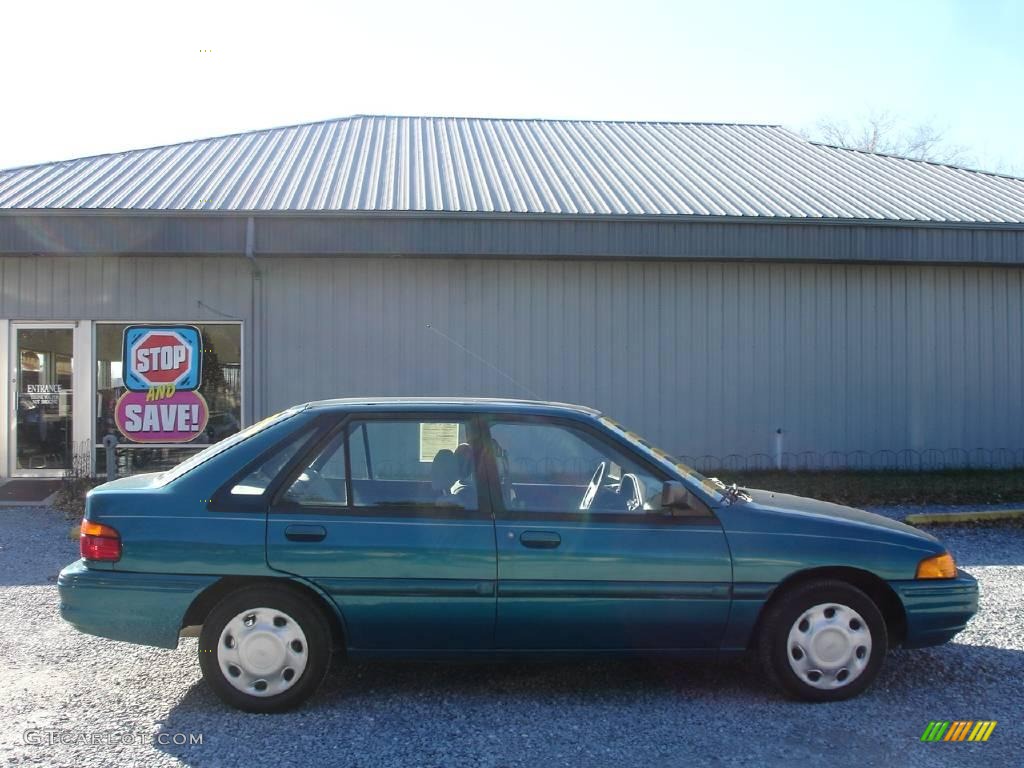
[281,418,479,512]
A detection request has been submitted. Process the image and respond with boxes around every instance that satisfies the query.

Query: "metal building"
[1,115,1023,478]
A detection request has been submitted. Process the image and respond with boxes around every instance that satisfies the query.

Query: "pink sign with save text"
[114,389,209,444]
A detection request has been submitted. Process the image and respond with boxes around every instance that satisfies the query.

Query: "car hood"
[741,487,938,543]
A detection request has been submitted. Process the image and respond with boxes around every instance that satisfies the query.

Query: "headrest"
[430,449,459,492]
[454,443,473,479]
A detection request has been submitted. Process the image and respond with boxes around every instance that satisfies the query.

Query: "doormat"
[0,479,62,502]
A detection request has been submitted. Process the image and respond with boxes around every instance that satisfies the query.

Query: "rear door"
[483,415,732,652]
[263,413,497,653]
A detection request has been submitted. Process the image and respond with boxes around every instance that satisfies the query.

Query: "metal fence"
[479,449,1024,480]
[677,448,1024,473]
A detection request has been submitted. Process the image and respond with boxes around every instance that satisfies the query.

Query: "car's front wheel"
[758,579,887,702]
[198,584,332,713]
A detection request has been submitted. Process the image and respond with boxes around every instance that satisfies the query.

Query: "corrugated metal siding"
[257,257,1024,467]
[2,255,1021,468]
[2,116,1023,223]
[2,214,1023,265]
[0,256,251,320]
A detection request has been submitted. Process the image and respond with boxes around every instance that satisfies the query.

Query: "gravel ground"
[1,505,1021,768]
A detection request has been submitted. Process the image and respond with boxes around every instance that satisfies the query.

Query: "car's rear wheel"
[198,584,331,713]
[758,579,887,702]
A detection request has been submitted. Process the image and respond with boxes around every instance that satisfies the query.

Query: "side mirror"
[661,480,692,510]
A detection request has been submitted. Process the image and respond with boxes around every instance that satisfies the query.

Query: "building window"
[94,322,242,475]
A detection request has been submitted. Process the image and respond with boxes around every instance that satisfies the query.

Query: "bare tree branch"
[804,111,971,166]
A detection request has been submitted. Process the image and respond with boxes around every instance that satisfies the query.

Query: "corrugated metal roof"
[1,115,1023,223]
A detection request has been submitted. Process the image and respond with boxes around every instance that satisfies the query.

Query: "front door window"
[487,419,666,516]
[13,327,74,472]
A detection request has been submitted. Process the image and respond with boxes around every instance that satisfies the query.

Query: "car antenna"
[424,322,542,400]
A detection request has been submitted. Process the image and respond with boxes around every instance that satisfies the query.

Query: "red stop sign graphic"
[132,332,193,385]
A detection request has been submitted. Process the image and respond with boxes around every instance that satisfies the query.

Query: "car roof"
[303,397,602,418]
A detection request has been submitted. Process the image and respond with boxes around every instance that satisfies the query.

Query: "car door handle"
[284,524,327,542]
[520,530,561,549]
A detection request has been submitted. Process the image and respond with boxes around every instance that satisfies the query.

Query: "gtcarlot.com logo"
[23,729,203,746]
[921,721,997,742]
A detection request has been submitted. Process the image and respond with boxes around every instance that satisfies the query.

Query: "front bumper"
[891,571,979,649]
[58,559,217,649]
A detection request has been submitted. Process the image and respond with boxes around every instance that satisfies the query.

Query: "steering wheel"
[617,473,644,512]
[579,461,607,511]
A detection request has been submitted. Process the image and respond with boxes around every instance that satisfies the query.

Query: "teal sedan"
[58,399,978,712]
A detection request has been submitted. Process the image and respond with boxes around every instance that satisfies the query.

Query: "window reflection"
[15,329,74,471]
[94,323,242,476]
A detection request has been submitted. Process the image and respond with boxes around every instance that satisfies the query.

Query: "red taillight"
[80,519,121,561]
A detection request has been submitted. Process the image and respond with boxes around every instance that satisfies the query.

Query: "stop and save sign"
[123,326,202,391]
[115,325,208,443]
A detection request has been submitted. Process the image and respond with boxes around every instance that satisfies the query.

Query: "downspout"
[245,216,263,423]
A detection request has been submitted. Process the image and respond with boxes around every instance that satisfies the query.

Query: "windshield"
[154,405,307,486]
[599,416,724,502]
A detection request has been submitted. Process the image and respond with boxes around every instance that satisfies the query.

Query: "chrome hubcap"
[786,603,872,689]
[217,607,308,697]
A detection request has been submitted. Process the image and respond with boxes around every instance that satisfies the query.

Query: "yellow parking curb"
[905,508,1024,525]
[68,524,81,540]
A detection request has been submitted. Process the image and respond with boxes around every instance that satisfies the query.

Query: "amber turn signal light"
[916,552,957,579]
[80,520,117,537]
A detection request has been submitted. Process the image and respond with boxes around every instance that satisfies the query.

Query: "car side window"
[228,429,315,497]
[487,419,667,516]
[281,429,349,506]
[281,418,479,511]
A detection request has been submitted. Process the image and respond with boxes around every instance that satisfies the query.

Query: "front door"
[483,415,732,652]
[10,325,75,476]
[266,414,497,653]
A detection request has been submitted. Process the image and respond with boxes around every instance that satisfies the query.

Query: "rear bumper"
[58,559,217,649]
[891,571,979,649]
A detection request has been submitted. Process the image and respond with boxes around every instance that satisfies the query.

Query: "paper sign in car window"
[419,423,460,462]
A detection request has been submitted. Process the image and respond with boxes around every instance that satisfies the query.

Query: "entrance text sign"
[25,384,61,406]
[116,325,208,443]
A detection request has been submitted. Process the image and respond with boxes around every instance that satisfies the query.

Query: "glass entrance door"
[11,326,75,475]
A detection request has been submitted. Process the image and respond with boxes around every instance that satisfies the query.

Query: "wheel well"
[181,576,346,650]
[749,567,907,649]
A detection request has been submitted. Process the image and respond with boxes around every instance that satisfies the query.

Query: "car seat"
[430,449,460,500]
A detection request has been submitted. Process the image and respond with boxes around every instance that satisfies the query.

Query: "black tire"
[198,584,332,713]
[757,579,887,702]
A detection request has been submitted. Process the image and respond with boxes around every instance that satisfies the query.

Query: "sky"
[2,0,1022,174]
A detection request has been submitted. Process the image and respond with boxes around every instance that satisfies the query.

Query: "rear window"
[153,406,307,486]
